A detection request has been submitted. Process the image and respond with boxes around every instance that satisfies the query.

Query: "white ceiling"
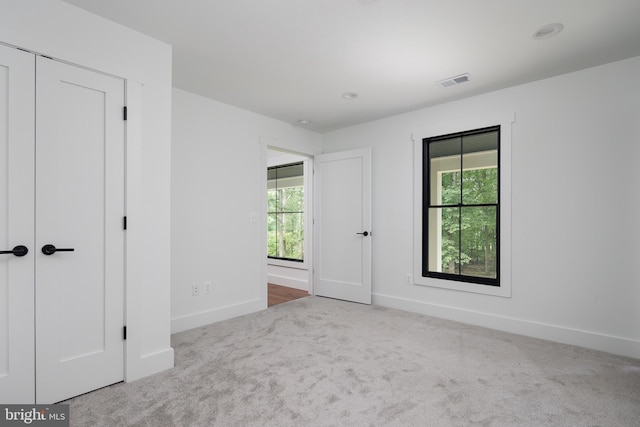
[62,0,640,132]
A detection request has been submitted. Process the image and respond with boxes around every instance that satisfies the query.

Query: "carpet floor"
[65,296,640,426]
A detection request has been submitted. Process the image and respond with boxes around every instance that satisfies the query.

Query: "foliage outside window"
[423,126,500,286]
[268,162,304,262]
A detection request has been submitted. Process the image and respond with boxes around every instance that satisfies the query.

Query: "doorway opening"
[266,148,312,306]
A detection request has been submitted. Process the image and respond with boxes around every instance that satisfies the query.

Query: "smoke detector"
[437,73,470,88]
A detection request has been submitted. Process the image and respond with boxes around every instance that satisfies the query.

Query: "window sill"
[267,258,308,270]
[413,274,511,297]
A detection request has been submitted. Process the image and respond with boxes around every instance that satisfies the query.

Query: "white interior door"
[314,148,371,304]
[0,45,36,404]
[35,56,125,404]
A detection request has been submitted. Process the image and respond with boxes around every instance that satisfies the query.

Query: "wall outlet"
[406,273,413,285]
[204,281,212,294]
[192,284,200,296]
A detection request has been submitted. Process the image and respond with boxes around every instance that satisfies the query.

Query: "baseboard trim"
[267,274,308,291]
[373,293,640,360]
[125,347,174,383]
[171,298,266,334]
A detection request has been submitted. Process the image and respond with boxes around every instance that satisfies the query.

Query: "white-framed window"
[413,114,513,297]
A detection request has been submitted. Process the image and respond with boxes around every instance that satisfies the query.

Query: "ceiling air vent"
[437,73,470,88]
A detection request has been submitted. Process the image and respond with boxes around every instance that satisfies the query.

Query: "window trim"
[412,113,514,298]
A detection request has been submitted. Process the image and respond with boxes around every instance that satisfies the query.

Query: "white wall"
[171,88,321,332]
[322,57,640,359]
[0,0,174,380]
[267,264,309,291]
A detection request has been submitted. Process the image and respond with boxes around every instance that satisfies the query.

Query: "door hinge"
[123,216,127,230]
[123,106,128,121]
[123,326,127,340]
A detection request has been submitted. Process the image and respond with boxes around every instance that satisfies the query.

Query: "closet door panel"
[35,56,125,404]
[0,45,36,404]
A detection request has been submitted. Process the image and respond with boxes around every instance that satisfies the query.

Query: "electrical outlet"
[192,284,200,296]
[406,273,413,285]
[204,281,212,294]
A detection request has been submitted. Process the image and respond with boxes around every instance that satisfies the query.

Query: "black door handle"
[42,244,75,256]
[0,245,29,257]
[356,231,369,237]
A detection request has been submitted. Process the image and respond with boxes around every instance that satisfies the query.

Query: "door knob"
[356,231,370,237]
[0,245,29,257]
[41,244,75,256]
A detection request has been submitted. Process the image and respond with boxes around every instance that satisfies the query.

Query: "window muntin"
[267,162,304,262]
[423,126,500,286]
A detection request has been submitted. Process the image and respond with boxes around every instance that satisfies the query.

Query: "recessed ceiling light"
[531,23,564,40]
[297,119,310,126]
[342,92,359,100]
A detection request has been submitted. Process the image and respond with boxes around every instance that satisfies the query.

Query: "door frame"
[266,150,313,294]
[260,142,316,305]
[260,143,373,306]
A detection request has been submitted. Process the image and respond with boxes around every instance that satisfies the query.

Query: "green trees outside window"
[267,162,304,262]
[424,126,500,286]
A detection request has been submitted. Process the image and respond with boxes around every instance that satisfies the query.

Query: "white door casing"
[314,148,372,304]
[0,44,36,404]
[35,56,125,404]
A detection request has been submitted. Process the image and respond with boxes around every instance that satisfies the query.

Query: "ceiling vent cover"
[438,73,470,88]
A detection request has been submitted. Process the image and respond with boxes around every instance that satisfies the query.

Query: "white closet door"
[0,45,36,404]
[35,56,125,404]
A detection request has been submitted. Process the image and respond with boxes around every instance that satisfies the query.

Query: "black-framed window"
[423,126,500,286]
[267,162,304,262]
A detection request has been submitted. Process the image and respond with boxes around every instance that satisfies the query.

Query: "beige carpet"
[65,296,640,426]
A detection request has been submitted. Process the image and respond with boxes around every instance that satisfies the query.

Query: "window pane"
[268,212,304,260]
[459,206,497,279]
[462,167,498,205]
[429,137,461,205]
[267,213,278,257]
[275,163,303,181]
[280,212,304,260]
[462,131,498,205]
[428,207,460,274]
[282,187,303,212]
[441,171,462,205]
[267,189,277,212]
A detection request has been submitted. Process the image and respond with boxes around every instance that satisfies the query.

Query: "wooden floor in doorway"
[268,284,309,307]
